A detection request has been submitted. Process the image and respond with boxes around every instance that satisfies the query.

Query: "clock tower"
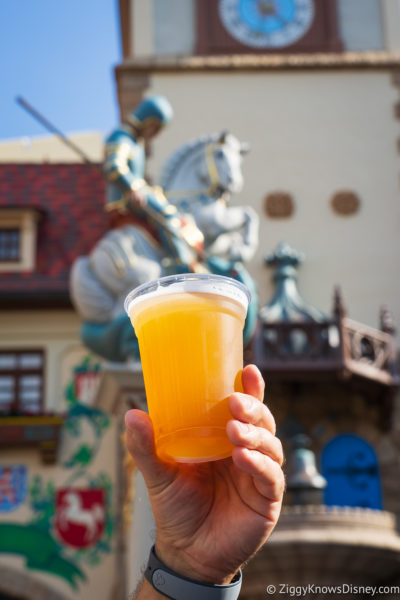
[197,0,342,54]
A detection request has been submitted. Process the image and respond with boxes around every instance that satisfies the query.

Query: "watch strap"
[144,545,242,600]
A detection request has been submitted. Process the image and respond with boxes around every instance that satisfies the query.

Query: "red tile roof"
[0,163,107,306]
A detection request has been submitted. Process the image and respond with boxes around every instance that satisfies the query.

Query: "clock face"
[219,0,315,48]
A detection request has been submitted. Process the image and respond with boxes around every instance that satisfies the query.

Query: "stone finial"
[333,286,346,319]
[380,305,395,335]
[261,242,325,323]
[265,241,304,271]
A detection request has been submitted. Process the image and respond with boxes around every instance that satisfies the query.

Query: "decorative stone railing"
[342,318,398,385]
[253,317,399,387]
[272,505,400,548]
[240,506,400,598]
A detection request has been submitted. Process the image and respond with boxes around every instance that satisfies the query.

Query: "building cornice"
[0,290,72,309]
[116,51,400,75]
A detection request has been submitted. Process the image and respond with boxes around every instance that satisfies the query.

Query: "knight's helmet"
[126,95,174,130]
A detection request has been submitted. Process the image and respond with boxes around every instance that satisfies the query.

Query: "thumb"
[241,364,265,402]
[124,409,177,493]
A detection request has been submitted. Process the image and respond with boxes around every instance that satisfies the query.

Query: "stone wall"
[265,380,400,517]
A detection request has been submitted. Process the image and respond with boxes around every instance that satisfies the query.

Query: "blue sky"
[0,0,121,140]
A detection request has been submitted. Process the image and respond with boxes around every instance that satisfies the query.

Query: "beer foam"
[124,273,250,316]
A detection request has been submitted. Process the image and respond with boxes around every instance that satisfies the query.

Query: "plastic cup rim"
[124,272,251,316]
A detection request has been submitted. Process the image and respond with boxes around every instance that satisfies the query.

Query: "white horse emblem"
[59,491,104,542]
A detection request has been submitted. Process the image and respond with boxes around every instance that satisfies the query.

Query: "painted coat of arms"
[0,465,27,512]
[55,488,106,548]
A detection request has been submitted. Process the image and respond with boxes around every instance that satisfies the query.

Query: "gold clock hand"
[258,1,276,16]
[258,1,289,26]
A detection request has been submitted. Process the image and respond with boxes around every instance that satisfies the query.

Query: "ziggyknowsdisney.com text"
[266,583,400,596]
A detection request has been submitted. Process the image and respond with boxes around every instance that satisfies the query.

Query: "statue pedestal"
[94,362,154,598]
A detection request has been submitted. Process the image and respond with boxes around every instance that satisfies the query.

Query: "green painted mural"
[0,356,114,589]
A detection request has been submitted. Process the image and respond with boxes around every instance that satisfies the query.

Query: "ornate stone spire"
[260,242,327,323]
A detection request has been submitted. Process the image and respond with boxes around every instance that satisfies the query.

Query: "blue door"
[321,434,382,509]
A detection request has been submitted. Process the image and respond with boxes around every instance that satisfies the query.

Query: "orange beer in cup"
[124,273,250,463]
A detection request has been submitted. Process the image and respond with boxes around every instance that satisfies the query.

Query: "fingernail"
[125,411,145,449]
[125,409,138,431]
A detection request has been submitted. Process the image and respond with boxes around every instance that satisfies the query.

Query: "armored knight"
[103,95,203,269]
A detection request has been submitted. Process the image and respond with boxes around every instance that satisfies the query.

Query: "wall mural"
[0,356,114,590]
[0,465,27,512]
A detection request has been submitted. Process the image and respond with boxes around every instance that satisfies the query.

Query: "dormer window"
[0,209,40,272]
[0,228,21,262]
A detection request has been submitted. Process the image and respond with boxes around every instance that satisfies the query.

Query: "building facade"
[113,1,400,596]
[1,1,400,598]
[116,0,400,332]
[0,164,130,599]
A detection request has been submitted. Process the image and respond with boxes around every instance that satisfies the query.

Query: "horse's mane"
[159,133,220,190]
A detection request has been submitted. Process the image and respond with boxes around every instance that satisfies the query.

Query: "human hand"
[125,364,284,586]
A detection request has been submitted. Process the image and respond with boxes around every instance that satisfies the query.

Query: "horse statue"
[70,132,259,363]
[160,132,259,264]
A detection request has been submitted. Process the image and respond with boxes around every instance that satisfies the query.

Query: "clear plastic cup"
[124,273,250,463]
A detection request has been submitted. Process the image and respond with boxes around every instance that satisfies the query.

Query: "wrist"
[140,578,168,599]
[145,545,242,600]
[154,542,236,585]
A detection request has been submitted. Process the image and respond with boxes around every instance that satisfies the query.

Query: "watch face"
[219,0,315,48]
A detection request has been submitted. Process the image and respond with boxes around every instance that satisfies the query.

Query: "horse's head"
[64,492,80,508]
[203,131,249,195]
[160,131,250,199]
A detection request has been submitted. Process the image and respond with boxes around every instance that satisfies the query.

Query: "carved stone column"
[94,363,152,599]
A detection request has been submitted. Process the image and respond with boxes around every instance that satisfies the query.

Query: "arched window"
[321,434,382,509]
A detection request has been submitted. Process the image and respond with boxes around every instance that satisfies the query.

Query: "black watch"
[144,545,242,600]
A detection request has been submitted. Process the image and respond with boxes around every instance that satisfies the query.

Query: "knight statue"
[103,95,203,269]
[70,95,259,363]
